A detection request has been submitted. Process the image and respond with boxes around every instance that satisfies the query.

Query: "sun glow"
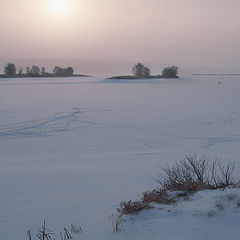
[50,0,70,15]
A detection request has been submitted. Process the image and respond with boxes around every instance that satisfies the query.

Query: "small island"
[109,63,179,80]
[0,63,91,78]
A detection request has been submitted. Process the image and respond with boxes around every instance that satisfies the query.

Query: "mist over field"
[1,58,240,77]
[1,74,240,239]
[1,0,240,72]
[1,0,240,239]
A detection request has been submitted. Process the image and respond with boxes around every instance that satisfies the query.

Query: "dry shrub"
[172,182,209,192]
[27,221,82,240]
[155,154,240,192]
[36,220,54,240]
[142,189,175,204]
[114,154,240,232]
[117,200,154,215]
[209,161,240,189]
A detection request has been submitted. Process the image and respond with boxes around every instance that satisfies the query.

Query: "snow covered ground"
[0,75,240,239]
[121,188,240,240]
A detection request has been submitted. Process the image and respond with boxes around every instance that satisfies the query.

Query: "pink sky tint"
[0,0,240,69]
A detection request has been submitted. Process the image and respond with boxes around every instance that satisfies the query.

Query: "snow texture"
[0,75,240,239]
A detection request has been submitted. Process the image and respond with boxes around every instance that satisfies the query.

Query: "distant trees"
[131,63,179,79]
[26,67,30,75]
[2,64,75,77]
[143,66,151,78]
[162,66,178,78]
[132,63,151,78]
[53,66,74,76]
[41,67,46,76]
[25,66,46,76]
[66,67,74,76]
[18,67,23,75]
[4,63,16,76]
[30,65,40,75]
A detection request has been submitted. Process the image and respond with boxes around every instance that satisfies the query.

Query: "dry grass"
[142,189,175,204]
[111,200,154,232]
[27,221,82,240]
[117,200,154,215]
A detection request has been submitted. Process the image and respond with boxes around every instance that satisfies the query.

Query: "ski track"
[0,108,240,150]
[0,108,111,137]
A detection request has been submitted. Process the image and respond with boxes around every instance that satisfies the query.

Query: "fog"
[1,0,240,73]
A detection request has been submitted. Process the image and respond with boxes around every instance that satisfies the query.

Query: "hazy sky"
[1,0,240,68]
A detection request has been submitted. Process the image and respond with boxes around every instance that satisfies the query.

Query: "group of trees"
[3,63,74,77]
[4,62,177,78]
[53,66,74,76]
[162,66,178,78]
[4,63,45,76]
[26,66,45,76]
[4,63,17,76]
[132,63,178,78]
[132,63,151,78]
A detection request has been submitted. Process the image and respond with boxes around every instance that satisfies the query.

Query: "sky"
[0,0,240,71]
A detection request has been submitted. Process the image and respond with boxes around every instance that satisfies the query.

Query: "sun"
[50,0,69,15]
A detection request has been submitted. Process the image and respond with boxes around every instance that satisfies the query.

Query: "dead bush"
[114,154,240,232]
[36,220,54,240]
[154,154,210,191]
[155,154,240,191]
[209,161,240,189]
[117,200,154,215]
[142,189,175,204]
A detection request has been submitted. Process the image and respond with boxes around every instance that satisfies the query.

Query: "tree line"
[132,63,178,78]
[3,62,178,79]
[3,63,74,77]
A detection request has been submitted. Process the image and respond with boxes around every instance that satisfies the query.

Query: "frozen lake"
[0,75,240,239]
